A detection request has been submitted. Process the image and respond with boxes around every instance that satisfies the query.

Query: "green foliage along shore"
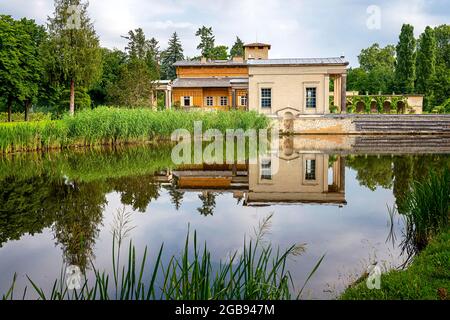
[0,107,269,153]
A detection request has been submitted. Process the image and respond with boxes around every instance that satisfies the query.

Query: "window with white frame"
[260,158,272,180]
[305,159,316,180]
[206,96,213,106]
[220,96,228,106]
[306,87,317,109]
[260,88,272,108]
[240,95,247,106]
[182,96,192,107]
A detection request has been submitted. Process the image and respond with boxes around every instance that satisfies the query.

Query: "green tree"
[89,48,127,106]
[395,24,416,94]
[42,0,102,115]
[347,67,368,93]
[107,58,155,107]
[366,65,395,94]
[434,25,450,69]
[347,44,396,94]
[416,26,437,111]
[432,25,450,108]
[0,16,45,121]
[230,36,244,58]
[210,45,229,60]
[123,28,149,60]
[123,28,160,79]
[148,37,160,62]
[359,43,396,72]
[161,32,184,80]
[107,28,159,107]
[195,26,215,58]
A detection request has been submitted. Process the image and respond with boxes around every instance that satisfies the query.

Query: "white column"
[324,74,330,114]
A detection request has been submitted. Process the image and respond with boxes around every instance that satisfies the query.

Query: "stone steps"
[352,136,450,153]
[354,119,450,133]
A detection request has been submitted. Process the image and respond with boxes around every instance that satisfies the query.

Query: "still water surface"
[0,136,449,299]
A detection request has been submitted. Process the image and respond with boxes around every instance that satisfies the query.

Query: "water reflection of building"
[245,144,346,206]
[162,137,346,207]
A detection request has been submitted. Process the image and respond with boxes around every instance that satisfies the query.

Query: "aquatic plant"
[0,107,270,153]
[2,214,324,300]
[400,167,450,261]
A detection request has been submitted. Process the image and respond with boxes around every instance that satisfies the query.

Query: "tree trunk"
[24,100,30,121]
[70,79,75,116]
[7,96,12,122]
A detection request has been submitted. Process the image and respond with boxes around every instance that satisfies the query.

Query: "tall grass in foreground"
[0,107,270,153]
[399,168,450,263]
[2,214,324,300]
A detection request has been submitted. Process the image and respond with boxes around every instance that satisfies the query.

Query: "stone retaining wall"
[278,114,450,135]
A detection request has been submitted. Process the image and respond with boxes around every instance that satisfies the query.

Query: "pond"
[0,135,449,299]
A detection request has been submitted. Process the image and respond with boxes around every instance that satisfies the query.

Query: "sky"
[1,0,449,67]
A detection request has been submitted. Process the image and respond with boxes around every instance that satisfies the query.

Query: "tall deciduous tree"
[161,32,184,80]
[0,16,45,121]
[432,25,450,108]
[43,0,102,115]
[195,26,215,58]
[107,59,154,107]
[90,48,127,106]
[395,24,416,94]
[0,15,22,121]
[347,43,396,94]
[416,26,437,110]
[230,36,244,58]
[358,43,396,72]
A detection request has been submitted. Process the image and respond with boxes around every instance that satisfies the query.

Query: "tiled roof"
[243,42,271,48]
[247,57,349,66]
[173,57,348,67]
[172,78,248,88]
[173,60,246,67]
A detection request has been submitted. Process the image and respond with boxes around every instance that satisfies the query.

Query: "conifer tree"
[161,32,184,80]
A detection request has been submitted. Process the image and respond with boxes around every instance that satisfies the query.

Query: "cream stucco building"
[170,42,349,119]
[247,58,349,122]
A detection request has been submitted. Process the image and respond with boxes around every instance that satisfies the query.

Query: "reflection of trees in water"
[346,155,393,190]
[164,176,184,211]
[197,192,217,216]
[393,156,413,214]
[109,175,161,213]
[51,181,107,272]
[0,174,107,271]
[0,175,55,247]
[347,154,450,211]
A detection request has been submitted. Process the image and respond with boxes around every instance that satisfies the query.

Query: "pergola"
[151,80,172,109]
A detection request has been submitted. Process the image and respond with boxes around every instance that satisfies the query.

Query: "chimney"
[201,57,207,63]
[232,56,244,62]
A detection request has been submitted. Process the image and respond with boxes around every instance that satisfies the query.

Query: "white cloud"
[0,0,449,65]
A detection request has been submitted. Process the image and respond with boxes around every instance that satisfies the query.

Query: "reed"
[2,215,324,300]
[0,107,270,153]
[400,168,450,262]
